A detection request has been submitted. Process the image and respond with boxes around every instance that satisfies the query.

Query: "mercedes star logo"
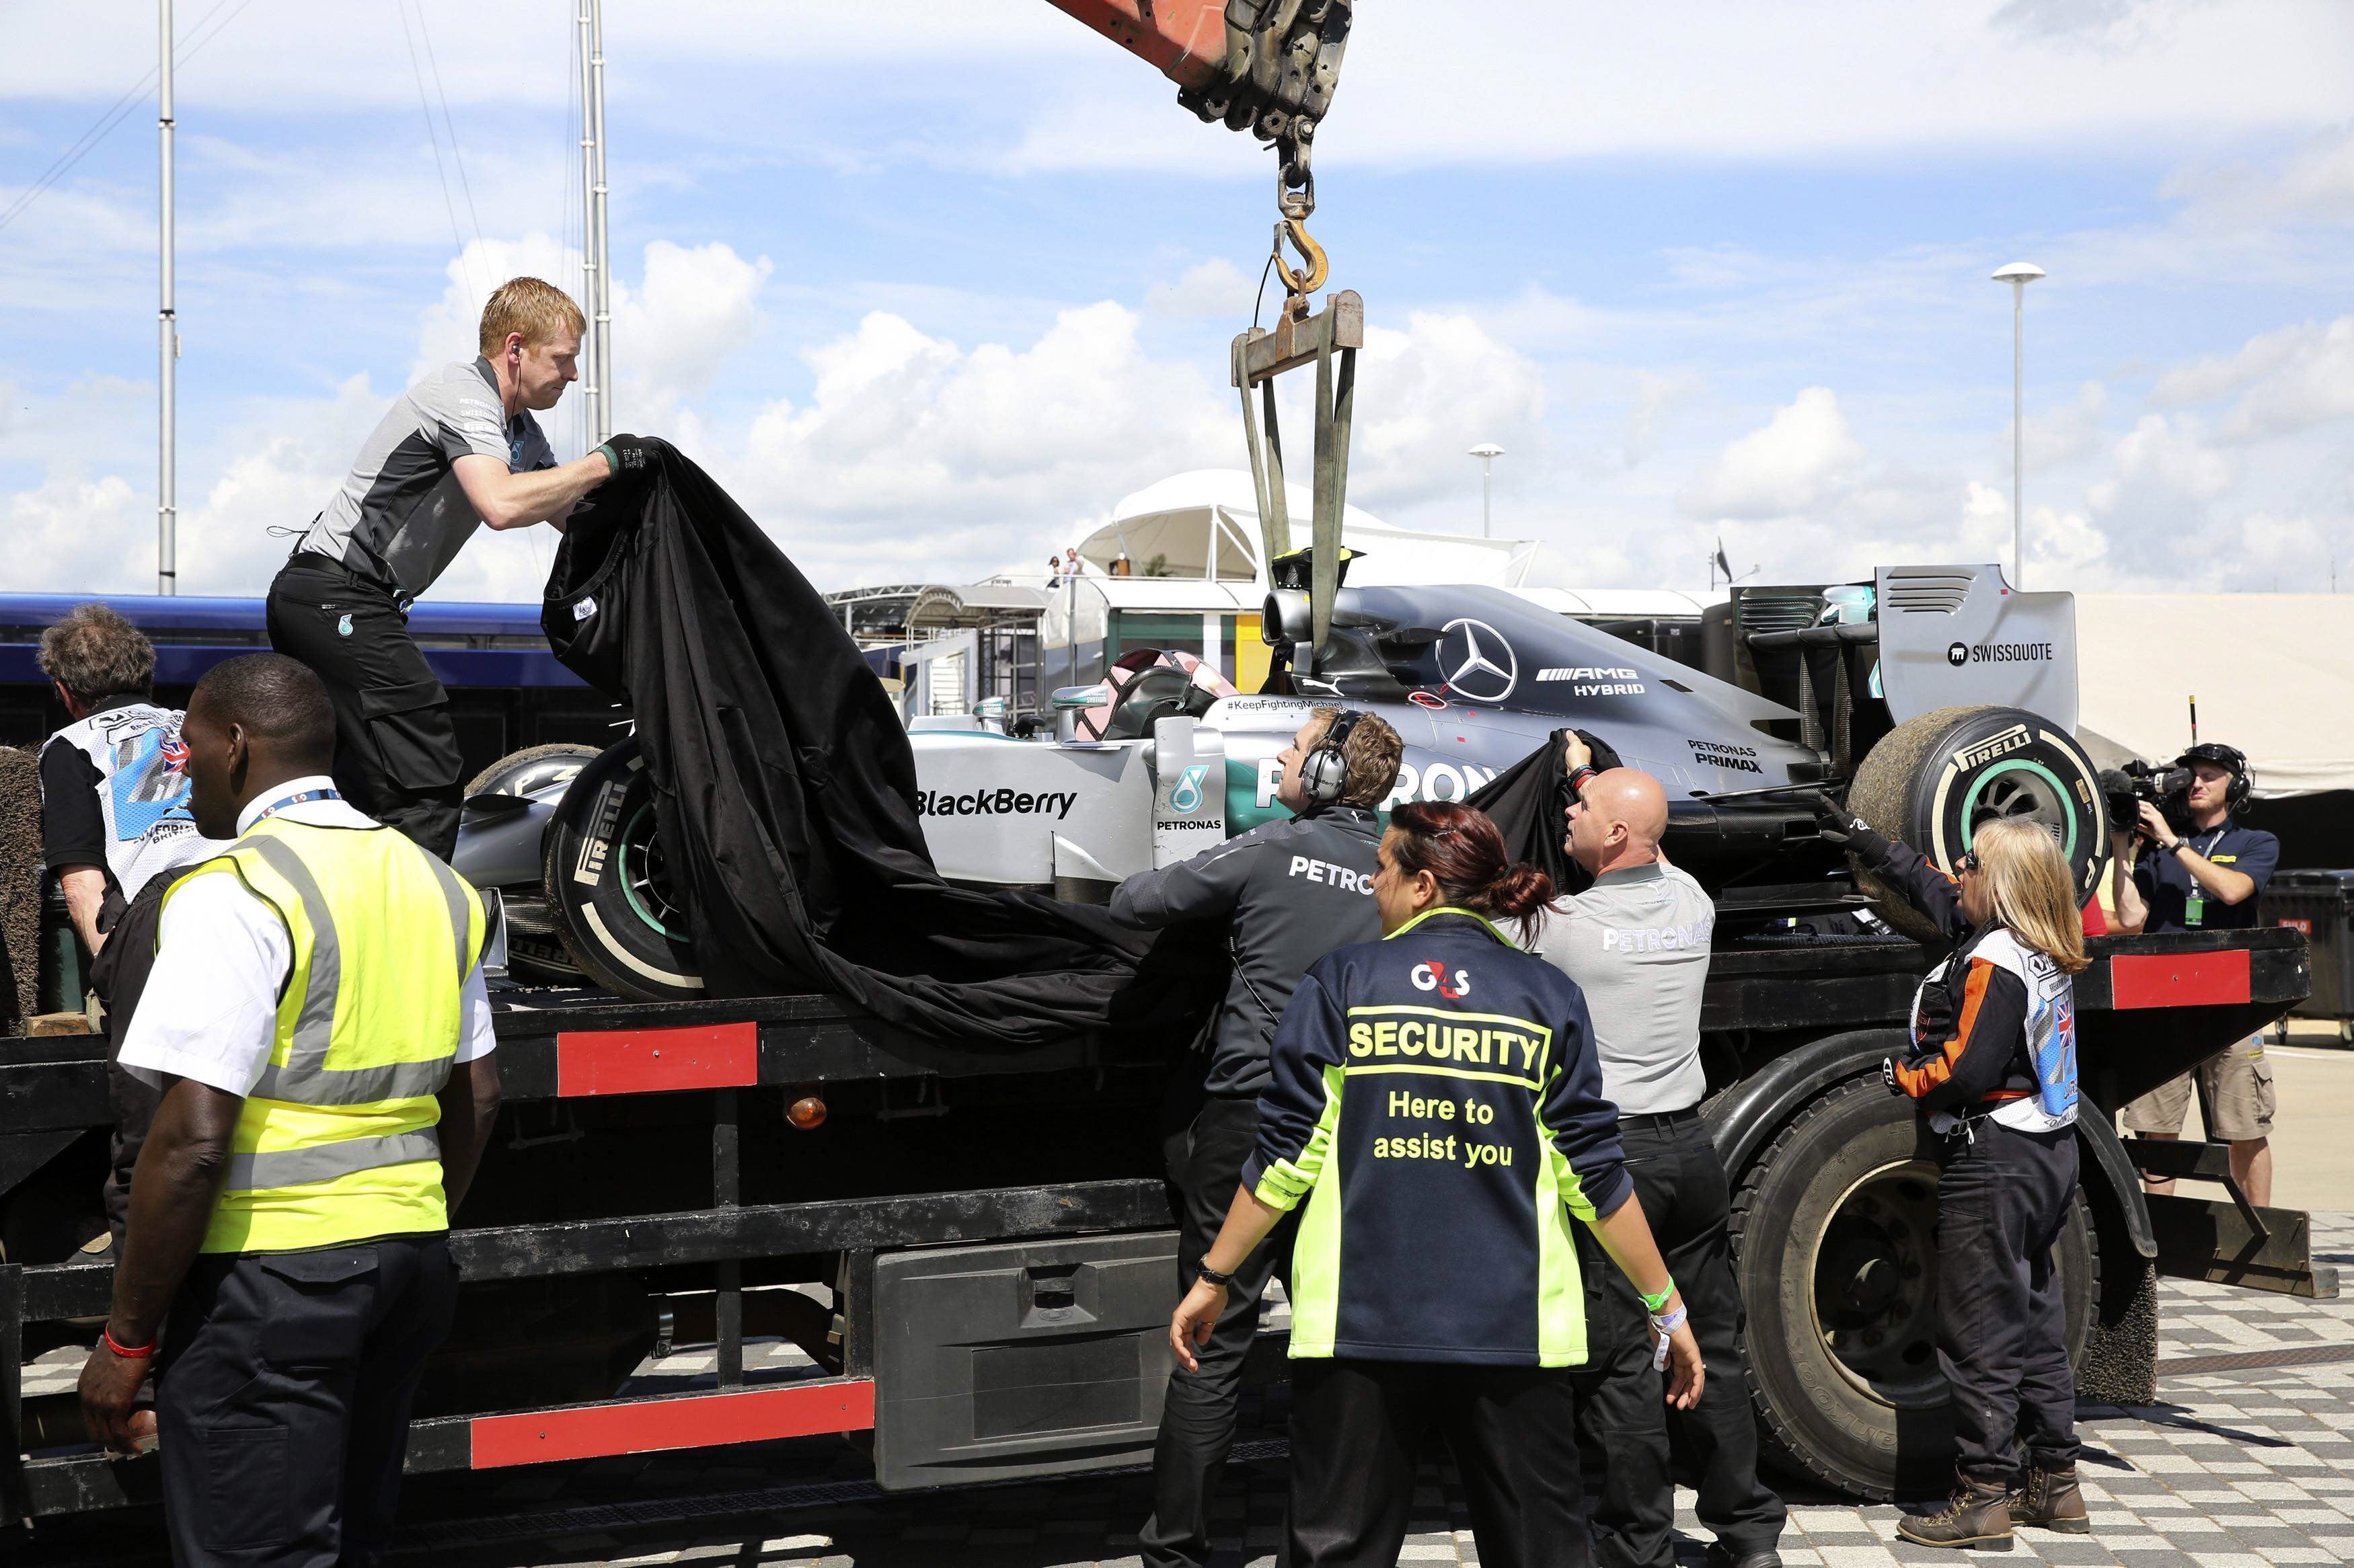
[1946,641,1969,667]
[1438,618,1518,703]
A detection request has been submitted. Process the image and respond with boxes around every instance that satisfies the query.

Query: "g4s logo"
[1410,960,1472,1000]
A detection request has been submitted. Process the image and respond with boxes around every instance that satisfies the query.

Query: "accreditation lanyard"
[2182,827,2227,927]
[251,787,342,824]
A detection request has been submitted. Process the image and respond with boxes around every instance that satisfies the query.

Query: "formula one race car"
[455,561,2110,1001]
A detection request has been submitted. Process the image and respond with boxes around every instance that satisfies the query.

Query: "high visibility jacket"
[1240,908,1634,1367]
[161,816,484,1253]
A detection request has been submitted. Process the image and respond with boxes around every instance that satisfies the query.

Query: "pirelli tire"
[464,744,605,986]
[1729,1074,2096,1501]
[467,742,604,800]
[1848,704,2108,943]
[541,737,705,1003]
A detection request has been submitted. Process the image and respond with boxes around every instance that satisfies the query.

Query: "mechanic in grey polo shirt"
[1547,735,1785,1568]
[264,277,650,861]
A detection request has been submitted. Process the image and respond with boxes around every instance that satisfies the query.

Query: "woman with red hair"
[1170,801,1700,1568]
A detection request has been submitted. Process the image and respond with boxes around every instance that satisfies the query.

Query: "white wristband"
[1648,1304,1689,1370]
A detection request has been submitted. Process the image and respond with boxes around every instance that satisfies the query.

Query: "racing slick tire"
[466,744,605,986]
[467,741,603,800]
[1847,703,2107,942]
[541,737,704,1003]
[1729,1075,2095,1501]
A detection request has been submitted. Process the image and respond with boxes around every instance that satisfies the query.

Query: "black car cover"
[1464,727,1623,898]
[540,440,1218,1049]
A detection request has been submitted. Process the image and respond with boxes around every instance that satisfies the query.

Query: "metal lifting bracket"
[1232,289,1363,660]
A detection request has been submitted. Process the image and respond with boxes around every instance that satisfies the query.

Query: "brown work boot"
[1897,1473,2015,1549]
[2010,1462,2091,1533]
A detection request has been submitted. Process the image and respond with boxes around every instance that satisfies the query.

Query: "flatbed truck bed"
[1,925,2328,1522]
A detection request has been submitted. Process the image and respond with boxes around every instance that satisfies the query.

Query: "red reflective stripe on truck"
[470,1380,876,1468]
[556,1023,759,1095]
[2109,949,2251,1009]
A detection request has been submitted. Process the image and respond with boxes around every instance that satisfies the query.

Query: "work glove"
[1797,789,1868,845]
[595,433,657,484]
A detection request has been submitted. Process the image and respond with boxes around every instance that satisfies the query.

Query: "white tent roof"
[1075,469,1540,589]
[2074,594,2354,798]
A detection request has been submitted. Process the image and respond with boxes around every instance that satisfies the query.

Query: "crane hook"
[1275,216,1328,297]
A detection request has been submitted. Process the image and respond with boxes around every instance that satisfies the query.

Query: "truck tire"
[1729,1076,2095,1500]
[541,738,704,1002]
[1847,704,2106,942]
[465,744,605,986]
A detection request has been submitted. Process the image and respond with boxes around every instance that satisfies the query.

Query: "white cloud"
[1679,388,1864,519]
[2213,317,2354,442]
[1145,259,1256,320]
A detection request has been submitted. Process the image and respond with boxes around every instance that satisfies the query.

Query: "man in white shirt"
[1548,736,1785,1568]
[77,654,502,1567]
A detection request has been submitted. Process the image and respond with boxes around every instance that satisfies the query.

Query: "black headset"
[1299,709,1366,808]
[2177,742,2252,811]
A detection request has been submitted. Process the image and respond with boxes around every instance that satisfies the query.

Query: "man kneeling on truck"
[1110,706,1404,1568]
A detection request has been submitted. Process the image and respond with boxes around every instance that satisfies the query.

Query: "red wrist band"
[1569,766,1598,790]
[102,1325,157,1360]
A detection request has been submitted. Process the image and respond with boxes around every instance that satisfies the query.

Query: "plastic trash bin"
[2269,868,2354,1042]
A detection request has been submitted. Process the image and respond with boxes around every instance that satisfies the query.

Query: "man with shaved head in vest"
[77,652,504,1567]
[1545,735,1787,1568]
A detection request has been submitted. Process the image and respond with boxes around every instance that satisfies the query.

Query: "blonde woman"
[1807,801,2093,1549]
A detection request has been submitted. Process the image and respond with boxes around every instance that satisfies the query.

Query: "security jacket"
[1854,828,2078,1130]
[1240,908,1634,1367]
[1110,806,1383,1097]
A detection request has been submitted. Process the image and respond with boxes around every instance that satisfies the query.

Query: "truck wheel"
[541,738,704,1002]
[1847,704,2107,942]
[467,742,603,800]
[1729,1076,2096,1500]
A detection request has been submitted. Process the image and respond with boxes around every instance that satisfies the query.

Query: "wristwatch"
[1196,1263,1235,1288]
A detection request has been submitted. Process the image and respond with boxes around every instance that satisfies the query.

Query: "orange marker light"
[788,1095,828,1130]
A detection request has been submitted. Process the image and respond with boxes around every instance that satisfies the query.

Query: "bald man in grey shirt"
[1546,737,1785,1568]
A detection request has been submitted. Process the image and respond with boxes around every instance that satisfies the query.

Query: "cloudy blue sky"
[3,0,2350,604]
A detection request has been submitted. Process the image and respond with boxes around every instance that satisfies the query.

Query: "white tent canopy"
[2074,594,2354,799]
[1075,469,1541,590]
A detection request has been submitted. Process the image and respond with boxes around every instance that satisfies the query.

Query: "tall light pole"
[157,0,177,595]
[1469,443,1503,538]
[1992,262,2044,588]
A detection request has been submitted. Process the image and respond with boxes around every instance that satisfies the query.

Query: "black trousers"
[156,1234,457,1567]
[266,553,465,863]
[1289,1358,1591,1568]
[1139,1092,1292,1568]
[1574,1109,1784,1568]
[87,874,172,1249]
[1936,1117,2079,1484]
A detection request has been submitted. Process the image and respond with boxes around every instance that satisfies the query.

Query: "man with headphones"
[2111,743,2281,1205]
[1110,705,1404,1568]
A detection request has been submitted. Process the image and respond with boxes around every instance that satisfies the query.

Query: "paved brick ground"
[22,1218,2352,1567]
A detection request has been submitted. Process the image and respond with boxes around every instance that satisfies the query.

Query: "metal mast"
[588,0,612,441]
[157,0,178,594]
[574,0,603,442]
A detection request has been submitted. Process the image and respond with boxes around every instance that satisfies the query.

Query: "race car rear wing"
[1718,564,2078,770]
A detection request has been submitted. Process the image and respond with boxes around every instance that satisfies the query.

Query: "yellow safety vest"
[161,816,485,1254]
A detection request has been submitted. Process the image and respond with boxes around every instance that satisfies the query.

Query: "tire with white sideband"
[541,737,704,1002]
[1846,705,2109,943]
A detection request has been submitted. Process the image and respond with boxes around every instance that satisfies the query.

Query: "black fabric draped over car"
[1465,727,1624,899]
[539,440,1219,1049]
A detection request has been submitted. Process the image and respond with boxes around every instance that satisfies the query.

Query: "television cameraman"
[2109,744,2279,1206]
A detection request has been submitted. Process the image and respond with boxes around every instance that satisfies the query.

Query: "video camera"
[2099,760,2191,838]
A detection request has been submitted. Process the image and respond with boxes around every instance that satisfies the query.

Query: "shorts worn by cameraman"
[265,552,465,863]
[2122,1035,2274,1143]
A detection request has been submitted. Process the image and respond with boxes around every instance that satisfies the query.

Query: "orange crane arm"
[1040,0,1353,210]
[1043,0,1232,91]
